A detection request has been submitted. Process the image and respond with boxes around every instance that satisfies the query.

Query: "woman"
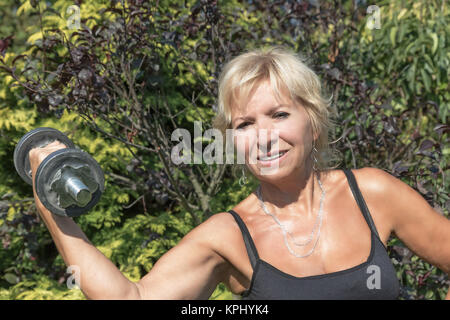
[28,47,450,300]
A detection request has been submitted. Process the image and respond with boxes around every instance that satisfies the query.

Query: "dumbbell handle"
[61,172,92,207]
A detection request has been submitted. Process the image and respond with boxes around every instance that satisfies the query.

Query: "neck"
[257,165,325,219]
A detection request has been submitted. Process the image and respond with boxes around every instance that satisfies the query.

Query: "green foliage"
[1,274,86,300]
[361,1,449,122]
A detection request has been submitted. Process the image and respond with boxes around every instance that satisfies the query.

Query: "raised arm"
[134,214,230,299]
[363,167,450,299]
[29,142,229,300]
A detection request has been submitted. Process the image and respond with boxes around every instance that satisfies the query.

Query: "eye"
[274,112,289,119]
[236,122,251,130]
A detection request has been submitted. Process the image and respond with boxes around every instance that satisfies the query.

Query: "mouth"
[257,150,289,163]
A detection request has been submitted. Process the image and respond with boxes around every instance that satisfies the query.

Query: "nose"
[256,125,279,154]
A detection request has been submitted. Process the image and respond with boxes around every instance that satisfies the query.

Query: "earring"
[311,142,319,172]
[239,166,248,186]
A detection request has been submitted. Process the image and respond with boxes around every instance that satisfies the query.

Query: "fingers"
[29,140,68,172]
[43,140,68,149]
[30,140,67,154]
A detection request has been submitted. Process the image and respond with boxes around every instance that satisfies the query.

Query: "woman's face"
[231,80,316,181]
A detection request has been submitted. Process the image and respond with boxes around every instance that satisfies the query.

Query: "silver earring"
[311,142,319,172]
[239,166,248,186]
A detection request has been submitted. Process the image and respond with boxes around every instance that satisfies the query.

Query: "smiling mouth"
[257,150,288,161]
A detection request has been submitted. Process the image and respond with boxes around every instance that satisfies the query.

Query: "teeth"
[260,151,286,161]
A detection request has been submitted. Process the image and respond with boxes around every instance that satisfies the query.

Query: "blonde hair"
[213,46,342,173]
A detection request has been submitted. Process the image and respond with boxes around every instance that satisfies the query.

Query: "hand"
[29,141,68,215]
[28,140,68,177]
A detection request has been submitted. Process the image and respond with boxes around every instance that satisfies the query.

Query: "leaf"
[27,31,43,45]
[429,32,438,55]
[4,273,19,284]
[398,22,406,43]
[419,139,434,152]
[425,290,434,300]
[397,8,408,20]
[404,41,416,55]
[407,58,417,92]
[17,0,34,16]
[393,161,409,175]
[420,69,431,92]
[423,54,435,69]
[387,55,396,73]
[424,62,433,74]
[433,124,450,137]
[389,27,397,47]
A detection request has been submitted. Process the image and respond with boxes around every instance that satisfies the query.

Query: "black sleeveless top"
[228,169,400,300]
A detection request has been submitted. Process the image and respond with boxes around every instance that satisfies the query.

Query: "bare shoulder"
[352,167,399,190]
[194,211,241,236]
[350,167,410,203]
[351,166,446,234]
[353,166,427,207]
[182,211,242,255]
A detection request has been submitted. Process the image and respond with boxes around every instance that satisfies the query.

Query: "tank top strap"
[342,168,381,239]
[228,210,259,269]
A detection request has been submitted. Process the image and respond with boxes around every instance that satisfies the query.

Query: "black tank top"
[228,168,400,300]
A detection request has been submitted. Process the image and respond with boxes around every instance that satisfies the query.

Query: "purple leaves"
[0,35,14,56]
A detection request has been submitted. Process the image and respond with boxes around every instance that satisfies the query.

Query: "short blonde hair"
[213,46,342,172]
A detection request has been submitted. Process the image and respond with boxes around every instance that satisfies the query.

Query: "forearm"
[34,192,140,299]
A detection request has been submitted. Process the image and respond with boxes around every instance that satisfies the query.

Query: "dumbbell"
[14,127,105,217]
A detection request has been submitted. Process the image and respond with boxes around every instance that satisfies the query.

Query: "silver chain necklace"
[256,172,326,258]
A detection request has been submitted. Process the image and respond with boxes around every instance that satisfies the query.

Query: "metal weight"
[14,127,105,217]
[14,127,75,185]
[35,148,105,217]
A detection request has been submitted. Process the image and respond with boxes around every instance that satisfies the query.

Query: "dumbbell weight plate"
[14,127,75,185]
[35,148,105,217]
